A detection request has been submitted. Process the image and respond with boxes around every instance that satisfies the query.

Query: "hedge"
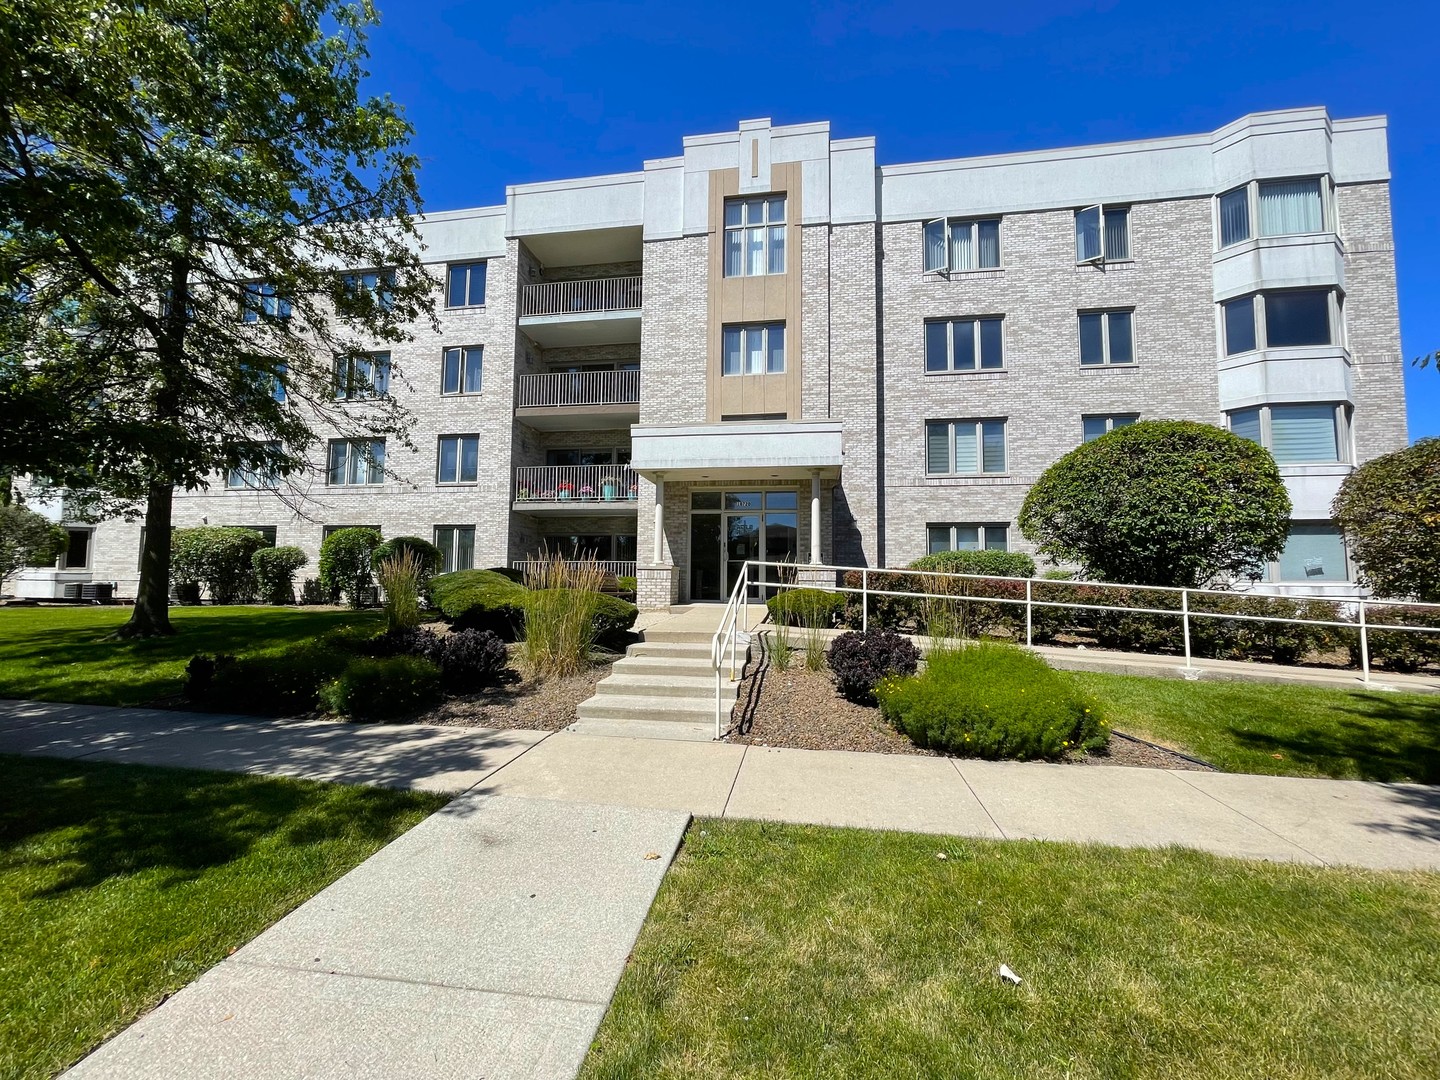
[430,569,529,639]
[321,656,443,720]
[766,588,846,628]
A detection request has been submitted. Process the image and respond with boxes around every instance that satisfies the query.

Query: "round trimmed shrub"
[321,655,442,720]
[485,566,527,584]
[1019,420,1291,588]
[826,630,921,705]
[767,588,846,628]
[372,536,443,579]
[252,546,308,605]
[434,628,509,690]
[430,569,529,639]
[171,526,270,604]
[1332,437,1440,601]
[318,527,383,607]
[877,643,1107,760]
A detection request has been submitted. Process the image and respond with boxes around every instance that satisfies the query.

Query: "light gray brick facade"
[41,108,1404,606]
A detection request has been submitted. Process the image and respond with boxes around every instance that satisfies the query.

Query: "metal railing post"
[1359,599,1371,685]
[1182,588,1193,669]
[862,568,869,633]
[1026,578,1033,648]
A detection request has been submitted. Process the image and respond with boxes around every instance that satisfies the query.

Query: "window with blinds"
[1227,404,1343,464]
[923,218,1001,273]
[1081,414,1138,442]
[1258,178,1324,237]
[1218,188,1251,247]
[927,523,1010,553]
[1075,205,1130,262]
[925,420,1007,475]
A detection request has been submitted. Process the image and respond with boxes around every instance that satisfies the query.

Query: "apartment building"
[20,107,1406,607]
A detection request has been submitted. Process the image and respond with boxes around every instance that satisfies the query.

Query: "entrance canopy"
[629,419,843,481]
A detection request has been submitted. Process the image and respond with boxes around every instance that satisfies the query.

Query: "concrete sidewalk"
[6,697,1438,870]
[62,794,689,1080]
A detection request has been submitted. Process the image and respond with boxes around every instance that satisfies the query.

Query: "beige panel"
[706,161,805,422]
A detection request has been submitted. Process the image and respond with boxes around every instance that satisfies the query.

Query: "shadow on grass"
[0,608,382,706]
[1228,692,1440,784]
[0,753,437,898]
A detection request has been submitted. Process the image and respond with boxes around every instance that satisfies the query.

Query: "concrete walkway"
[6,698,1439,870]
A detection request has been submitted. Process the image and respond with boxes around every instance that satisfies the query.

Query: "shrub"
[370,625,443,660]
[1190,594,1341,665]
[372,536,443,586]
[434,628,509,691]
[1019,420,1291,588]
[171,526,270,604]
[318,527,383,607]
[184,644,351,715]
[615,575,638,595]
[1332,437,1440,602]
[430,568,529,638]
[1349,605,1440,674]
[767,588,846,628]
[252,546,307,605]
[376,549,424,631]
[0,504,68,592]
[298,577,326,605]
[321,655,443,721]
[839,569,922,633]
[826,630,921,705]
[908,549,1037,579]
[877,643,1107,760]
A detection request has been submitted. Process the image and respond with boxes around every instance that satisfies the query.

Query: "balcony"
[517,275,642,347]
[513,465,640,516]
[512,559,637,583]
[515,368,640,430]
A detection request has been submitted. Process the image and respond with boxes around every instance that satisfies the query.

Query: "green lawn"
[0,754,445,1080]
[0,606,382,707]
[583,819,1440,1080]
[1073,671,1440,782]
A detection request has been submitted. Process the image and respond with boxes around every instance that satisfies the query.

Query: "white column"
[810,471,822,565]
[652,474,666,564]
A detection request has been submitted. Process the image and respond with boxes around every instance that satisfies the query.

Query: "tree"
[1332,437,1440,602]
[1018,420,1292,588]
[0,0,435,636]
[0,503,68,593]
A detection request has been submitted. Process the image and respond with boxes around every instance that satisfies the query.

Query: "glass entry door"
[689,490,798,601]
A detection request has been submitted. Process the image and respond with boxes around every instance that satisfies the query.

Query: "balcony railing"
[519,275,642,317]
[514,465,639,503]
[512,559,637,583]
[517,369,639,409]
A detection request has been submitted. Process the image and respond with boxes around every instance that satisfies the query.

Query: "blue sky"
[363,0,1438,440]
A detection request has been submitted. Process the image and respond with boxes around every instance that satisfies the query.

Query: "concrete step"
[576,694,722,725]
[564,717,717,742]
[641,629,722,645]
[626,640,716,659]
[611,655,721,677]
[594,673,738,699]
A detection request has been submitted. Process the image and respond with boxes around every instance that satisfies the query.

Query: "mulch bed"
[417,643,620,731]
[727,664,1213,771]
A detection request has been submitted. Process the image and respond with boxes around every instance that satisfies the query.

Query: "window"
[1228,404,1345,465]
[241,283,290,322]
[235,526,277,547]
[441,346,483,395]
[1082,414,1138,442]
[541,534,638,562]
[1217,178,1327,249]
[1079,310,1134,365]
[722,323,785,376]
[437,435,480,484]
[334,351,390,400]
[545,447,629,467]
[723,196,786,277]
[926,523,1009,554]
[271,362,287,403]
[1075,205,1130,262]
[1223,290,1334,354]
[63,529,91,569]
[326,439,385,486]
[925,317,1004,372]
[925,420,1007,475]
[225,441,280,489]
[434,526,475,574]
[923,218,1001,273]
[1272,523,1348,582]
[446,262,487,308]
[342,270,394,310]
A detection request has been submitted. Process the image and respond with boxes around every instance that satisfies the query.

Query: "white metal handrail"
[723,559,1440,690]
[519,275,642,317]
[711,561,752,738]
[511,559,636,580]
[513,465,639,503]
[517,369,639,408]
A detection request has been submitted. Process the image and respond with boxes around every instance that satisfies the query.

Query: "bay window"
[1227,403,1346,465]
[1217,177,1329,248]
[1222,289,1336,355]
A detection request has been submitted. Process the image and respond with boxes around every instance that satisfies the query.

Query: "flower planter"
[601,482,617,501]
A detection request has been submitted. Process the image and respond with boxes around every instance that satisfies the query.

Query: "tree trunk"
[117,480,175,637]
